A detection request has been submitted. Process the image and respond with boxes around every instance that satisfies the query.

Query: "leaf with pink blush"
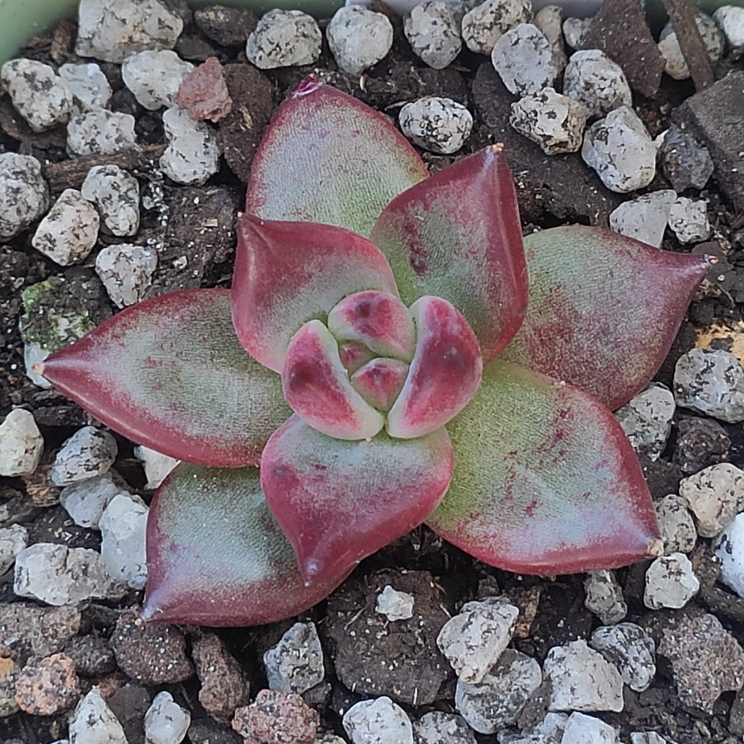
[351,358,410,411]
[245,77,429,237]
[427,360,662,575]
[282,320,384,440]
[232,215,400,373]
[260,415,454,585]
[328,291,416,362]
[387,296,482,439]
[142,463,349,626]
[38,289,289,468]
[502,225,712,410]
[370,145,528,362]
[338,341,376,374]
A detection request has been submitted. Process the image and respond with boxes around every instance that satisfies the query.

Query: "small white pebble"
[122,50,193,111]
[399,96,473,154]
[668,197,710,244]
[59,62,112,112]
[0,409,44,477]
[246,9,321,69]
[327,5,393,76]
[375,585,415,621]
[67,110,137,156]
[404,1,462,70]
[50,426,118,487]
[644,553,700,609]
[81,164,140,237]
[160,107,221,186]
[491,23,557,96]
[461,0,532,55]
[343,696,414,744]
[96,244,158,308]
[144,691,191,744]
[0,153,49,240]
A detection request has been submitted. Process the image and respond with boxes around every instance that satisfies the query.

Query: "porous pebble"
[75,0,184,63]
[643,553,699,609]
[144,691,191,744]
[246,9,322,69]
[14,543,125,606]
[437,597,519,684]
[454,649,542,734]
[533,5,567,73]
[399,96,473,154]
[581,106,656,192]
[544,639,624,712]
[658,126,714,191]
[655,494,697,553]
[1,59,72,132]
[0,525,29,574]
[679,462,743,537]
[715,512,744,597]
[0,657,19,717]
[122,50,194,111]
[60,472,122,529]
[631,734,668,744]
[583,570,627,625]
[0,409,43,477]
[608,190,677,248]
[561,712,617,744]
[95,244,158,308]
[0,604,81,662]
[327,5,393,75]
[404,1,462,69]
[0,153,49,240]
[99,492,148,590]
[413,711,476,743]
[376,585,415,621]
[674,417,731,474]
[615,383,675,460]
[658,11,724,80]
[68,686,128,744]
[67,110,137,156]
[509,87,586,155]
[563,17,591,48]
[343,696,414,744]
[491,24,557,96]
[461,0,532,55]
[563,49,632,119]
[134,445,179,490]
[674,348,744,422]
[590,623,656,693]
[31,189,100,267]
[714,5,744,53]
[233,689,318,744]
[14,653,80,715]
[160,106,221,186]
[59,63,112,112]
[173,56,233,123]
[263,621,324,694]
[81,164,140,237]
[50,426,118,487]
[668,197,710,243]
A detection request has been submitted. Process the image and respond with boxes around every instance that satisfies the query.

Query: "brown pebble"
[14,653,80,715]
[175,57,232,123]
[232,689,319,744]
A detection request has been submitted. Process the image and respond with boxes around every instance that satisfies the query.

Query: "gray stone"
[144,691,191,744]
[0,409,43,477]
[655,494,697,553]
[658,126,714,192]
[533,5,567,74]
[461,0,531,55]
[81,164,140,237]
[714,5,744,53]
[59,63,112,112]
[615,383,675,461]
[67,110,137,156]
[264,622,324,694]
[679,462,743,538]
[134,445,179,490]
[491,24,557,96]
[95,244,158,308]
[404,2,462,70]
[0,153,49,240]
[563,17,591,49]
[563,49,632,118]
[60,472,122,529]
[99,493,148,590]
[399,96,473,154]
[658,11,723,80]
[583,570,627,625]
[68,687,128,744]
[643,553,699,609]
[122,50,193,111]
[715,512,744,598]
[561,712,617,744]
[50,426,118,487]
[668,197,710,244]
[246,9,321,69]
[609,190,676,248]
[673,416,731,474]
[376,585,415,621]
[590,623,656,693]
[413,711,476,744]
[160,106,220,186]
[630,734,667,744]
[343,697,414,744]
[328,6,393,75]
[0,525,29,574]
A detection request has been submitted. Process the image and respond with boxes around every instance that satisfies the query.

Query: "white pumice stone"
[399,96,473,154]
[581,106,656,193]
[246,9,322,69]
[263,621,325,693]
[67,110,137,156]
[95,244,158,308]
[375,585,415,621]
[643,553,700,609]
[713,6,744,53]
[343,696,414,744]
[144,691,191,744]
[1,59,73,132]
[715,512,744,598]
[583,570,627,625]
[413,711,477,743]
[614,382,675,461]
[533,4,567,73]
[81,164,140,237]
[69,687,128,744]
[0,525,29,574]
[461,0,532,55]
[590,623,656,693]
[563,49,632,118]
[160,106,221,186]
[658,11,723,80]
[327,5,393,75]
[668,197,711,244]
[60,472,123,529]
[75,0,184,64]
[561,712,618,744]
[0,153,49,240]
[58,63,112,112]
[100,492,148,590]
[563,17,591,48]
[24,342,52,390]
[122,50,194,111]
[50,426,118,487]
[31,189,100,267]
[134,445,179,490]
[0,409,44,477]
[404,1,462,70]
[655,494,698,553]
[631,733,668,744]
[679,463,744,538]
[609,190,677,248]
[491,24,557,96]
[509,87,586,154]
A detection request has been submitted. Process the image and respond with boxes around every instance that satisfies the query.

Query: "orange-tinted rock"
[174,57,232,123]
[14,653,80,715]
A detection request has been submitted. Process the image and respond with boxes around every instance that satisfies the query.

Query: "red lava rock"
[14,653,80,715]
[0,603,81,664]
[231,689,319,744]
[175,57,233,123]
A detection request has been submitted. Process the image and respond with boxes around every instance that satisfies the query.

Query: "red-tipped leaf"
[232,216,400,373]
[427,360,662,575]
[351,358,410,412]
[38,290,288,467]
[260,415,454,585]
[502,226,712,410]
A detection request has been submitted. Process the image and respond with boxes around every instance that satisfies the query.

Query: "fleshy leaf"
[501,225,712,410]
[245,77,429,237]
[142,463,349,626]
[232,215,400,373]
[370,145,528,362]
[327,291,416,362]
[282,320,384,440]
[38,290,289,467]
[387,296,483,439]
[351,358,410,412]
[427,360,662,575]
[338,341,376,374]
[260,415,454,584]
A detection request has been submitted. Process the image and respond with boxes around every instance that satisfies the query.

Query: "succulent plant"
[38,79,710,626]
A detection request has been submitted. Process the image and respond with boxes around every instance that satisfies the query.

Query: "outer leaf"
[501,226,711,410]
[232,216,399,373]
[245,78,429,237]
[142,463,349,626]
[260,415,454,585]
[38,290,289,467]
[427,360,662,575]
[370,145,528,362]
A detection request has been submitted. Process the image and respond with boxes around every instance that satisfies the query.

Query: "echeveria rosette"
[37,78,712,627]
